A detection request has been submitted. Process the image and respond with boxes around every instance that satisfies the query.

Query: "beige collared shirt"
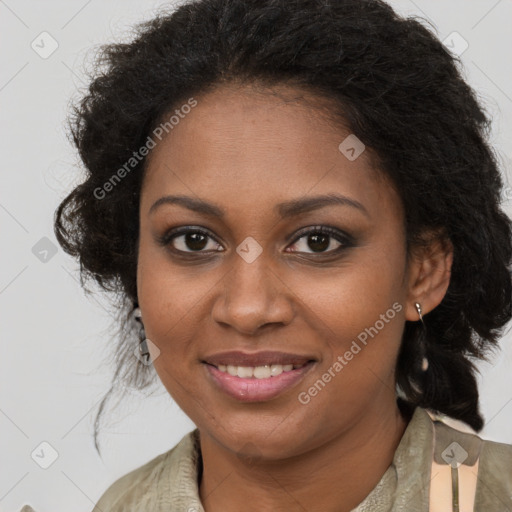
[19,406,512,511]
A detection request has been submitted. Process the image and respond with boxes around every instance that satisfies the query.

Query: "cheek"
[292,239,407,387]
[137,225,210,332]
[298,235,406,334]
[136,234,198,368]
[297,272,404,372]
[290,280,405,436]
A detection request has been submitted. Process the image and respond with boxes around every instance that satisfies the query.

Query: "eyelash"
[156,225,354,257]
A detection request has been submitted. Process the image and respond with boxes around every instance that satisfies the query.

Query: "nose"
[211,251,295,336]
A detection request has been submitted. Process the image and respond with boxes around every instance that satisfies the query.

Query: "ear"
[404,231,454,321]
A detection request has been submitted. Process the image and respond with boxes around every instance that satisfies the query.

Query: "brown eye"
[158,227,223,253]
[287,226,352,255]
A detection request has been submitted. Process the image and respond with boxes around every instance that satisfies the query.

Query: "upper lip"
[202,350,316,367]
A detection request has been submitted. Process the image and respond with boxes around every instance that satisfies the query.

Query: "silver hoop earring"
[414,302,429,372]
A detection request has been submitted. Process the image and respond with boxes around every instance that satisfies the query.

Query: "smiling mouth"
[201,350,317,401]
[207,362,310,379]
[203,359,316,402]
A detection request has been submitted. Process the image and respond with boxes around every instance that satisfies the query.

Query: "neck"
[198,399,410,512]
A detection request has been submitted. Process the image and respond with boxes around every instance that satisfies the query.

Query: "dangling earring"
[133,306,149,362]
[414,302,429,371]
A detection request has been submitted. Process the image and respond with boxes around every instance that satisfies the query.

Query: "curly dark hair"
[54,0,512,454]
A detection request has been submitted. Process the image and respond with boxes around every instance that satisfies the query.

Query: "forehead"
[141,82,401,221]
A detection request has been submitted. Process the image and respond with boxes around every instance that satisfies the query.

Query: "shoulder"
[92,429,199,511]
[426,409,512,504]
[91,448,174,511]
[476,436,512,498]
[443,419,512,478]
[17,450,176,512]
[428,409,512,467]
[479,434,512,466]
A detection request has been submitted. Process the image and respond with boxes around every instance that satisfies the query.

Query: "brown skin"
[136,82,453,512]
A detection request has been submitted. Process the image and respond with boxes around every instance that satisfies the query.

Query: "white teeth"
[253,366,271,379]
[216,363,306,378]
[237,366,253,378]
[270,364,283,377]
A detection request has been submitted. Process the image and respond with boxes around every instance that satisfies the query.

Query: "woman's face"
[137,83,415,459]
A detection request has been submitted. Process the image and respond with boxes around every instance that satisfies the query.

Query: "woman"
[47,0,512,510]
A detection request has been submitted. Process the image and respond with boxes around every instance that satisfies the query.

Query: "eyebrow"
[149,193,369,218]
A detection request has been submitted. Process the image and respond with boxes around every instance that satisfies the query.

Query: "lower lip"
[204,362,315,402]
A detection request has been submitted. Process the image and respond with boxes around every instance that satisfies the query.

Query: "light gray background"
[1,0,511,510]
